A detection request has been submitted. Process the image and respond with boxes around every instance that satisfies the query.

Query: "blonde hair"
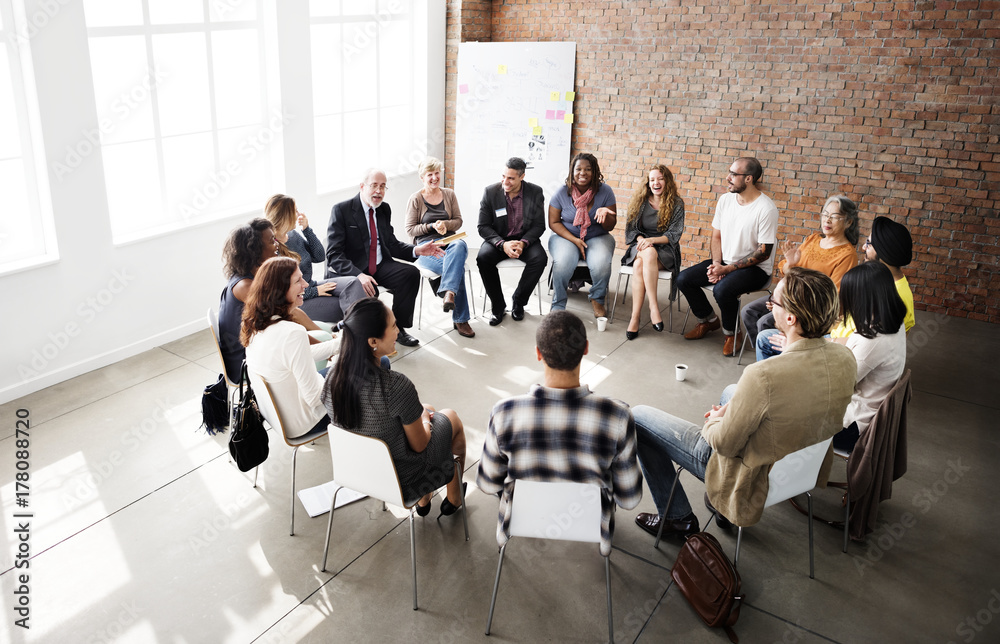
[263,194,300,262]
[418,157,443,178]
[625,164,679,231]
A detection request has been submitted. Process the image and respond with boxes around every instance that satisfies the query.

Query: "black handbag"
[201,374,230,435]
[228,364,269,471]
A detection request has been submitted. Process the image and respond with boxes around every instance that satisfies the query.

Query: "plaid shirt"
[476,385,642,556]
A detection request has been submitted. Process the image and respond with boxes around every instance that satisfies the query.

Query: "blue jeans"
[548,232,615,310]
[633,384,737,520]
[756,328,784,362]
[415,240,470,323]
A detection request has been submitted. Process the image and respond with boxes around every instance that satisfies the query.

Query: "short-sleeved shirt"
[550,183,617,241]
[712,192,779,275]
[324,368,453,502]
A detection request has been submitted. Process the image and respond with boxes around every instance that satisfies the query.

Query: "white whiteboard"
[454,42,576,249]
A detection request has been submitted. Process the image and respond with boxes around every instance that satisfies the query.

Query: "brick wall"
[445,0,1000,323]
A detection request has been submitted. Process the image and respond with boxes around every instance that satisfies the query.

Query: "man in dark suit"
[326,169,444,346]
[477,157,548,326]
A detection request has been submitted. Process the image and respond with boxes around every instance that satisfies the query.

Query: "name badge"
[495,207,507,218]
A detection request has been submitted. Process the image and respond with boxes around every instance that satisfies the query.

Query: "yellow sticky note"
[497,65,507,74]
[529,118,538,127]
[550,91,560,101]
[533,126,543,135]
[564,113,574,124]
[565,91,575,101]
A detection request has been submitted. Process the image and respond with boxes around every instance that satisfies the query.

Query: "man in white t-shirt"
[677,157,779,356]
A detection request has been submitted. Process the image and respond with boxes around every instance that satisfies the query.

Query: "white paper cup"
[675,364,688,381]
[596,316,608,332]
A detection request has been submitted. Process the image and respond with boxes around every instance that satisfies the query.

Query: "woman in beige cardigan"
[404,157,474,337]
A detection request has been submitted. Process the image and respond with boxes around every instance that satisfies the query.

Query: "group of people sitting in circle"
[213,151,915,554]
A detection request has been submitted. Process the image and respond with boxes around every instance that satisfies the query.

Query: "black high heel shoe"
[438,482,467,518]
[652,322,664,332]
[415,498,431,517]
[626,330,639,341]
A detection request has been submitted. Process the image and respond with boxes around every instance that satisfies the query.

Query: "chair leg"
[485,543,508,635]
[605,555,614,644]
[654,465,684,549]
[807,492,815,579]
[535,280,543,315]
[321,486,343,572]
[737,331,751,365]
[289,445,301,535]
[455,458,470,542]
[466,268,476,318]
[417,277,424,330]
[843,490,850,553]
[610,273,628,323]
[252,465,259,488]
[409,508,418,610]
[734,527,743,569]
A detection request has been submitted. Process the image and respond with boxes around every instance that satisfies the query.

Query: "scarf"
[571,185,594,240]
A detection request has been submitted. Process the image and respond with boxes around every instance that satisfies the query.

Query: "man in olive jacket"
[477,157,548,326]
[632,267,857,538]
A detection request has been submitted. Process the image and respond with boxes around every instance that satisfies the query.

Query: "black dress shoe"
[489,311,505,326]
[652,322,664,332]
[511,303,525,321]
[705,493,733,530]
[396,330,419,347]
[635,512,700,539]
[626,330,639,341]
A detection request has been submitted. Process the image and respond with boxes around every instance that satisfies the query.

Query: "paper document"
[297,481,367,518]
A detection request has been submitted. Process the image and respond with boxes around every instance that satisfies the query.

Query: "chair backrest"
[252,374,287,438]
[508,480,602,544]
[207,308,237,388]
[765,437,834,508]
[328,425,408,508]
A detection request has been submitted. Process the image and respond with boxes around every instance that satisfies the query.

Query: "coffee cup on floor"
[596,316,608,332]
[675,364,688,381]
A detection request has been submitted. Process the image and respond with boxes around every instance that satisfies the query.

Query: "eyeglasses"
[367,183,387,192]
[821,211,844,222]
[767,293,784,309]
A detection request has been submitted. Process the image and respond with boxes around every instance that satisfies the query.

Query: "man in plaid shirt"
[476,311,642,555]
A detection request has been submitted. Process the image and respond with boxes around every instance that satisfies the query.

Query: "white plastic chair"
[252,374,330,536]
[480,258,543,317]
[321,425,468,610]
[416,264,476,329]
[609,264,674,329]
[655,437,834,579]
[485,480,613,643]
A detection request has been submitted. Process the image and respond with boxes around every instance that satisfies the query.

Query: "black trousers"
[476,241,548,314]
[371,259,420,329]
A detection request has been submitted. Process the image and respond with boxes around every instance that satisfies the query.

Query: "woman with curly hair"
[241,257,338,439]
[547,152,618,316]
[621,164,685,340]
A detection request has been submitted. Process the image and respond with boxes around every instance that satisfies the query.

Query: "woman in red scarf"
[547,152,618,317]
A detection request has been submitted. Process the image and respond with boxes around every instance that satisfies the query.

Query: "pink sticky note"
[459,84,469,94]
[546,110,556,120]
[556,110,565,120]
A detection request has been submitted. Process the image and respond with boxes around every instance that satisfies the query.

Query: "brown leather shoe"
[591,299,607,318]
[723,331,743,357]
[453,321,475,338]
[635,512,700,539]
[442,291,456,313]
[684,317,720,340]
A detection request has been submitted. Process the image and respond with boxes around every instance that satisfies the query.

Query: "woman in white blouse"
[242,257,338,439]
[833,260,907,453]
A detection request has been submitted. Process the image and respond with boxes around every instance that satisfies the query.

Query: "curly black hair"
[222,218,273,279]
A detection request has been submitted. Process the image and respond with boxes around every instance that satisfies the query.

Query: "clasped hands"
[706,261,731,284]
[503,240,526,259]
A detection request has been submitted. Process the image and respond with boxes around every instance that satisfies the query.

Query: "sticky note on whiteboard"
[565,91,575,101]
[533,126,543,135]
[498,65,508,74]
[564,114,574,124]
[546,110,555,120]
[529,118,538,127]
[556,110,565,120]
[459,84,469,94]
[550,91,560,101]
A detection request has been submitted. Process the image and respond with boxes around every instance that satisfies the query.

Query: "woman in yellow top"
[743,194,859,349]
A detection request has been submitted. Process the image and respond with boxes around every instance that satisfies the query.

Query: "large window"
[0,0,57,274]
[310,0,427,193]
[82,0,282,243]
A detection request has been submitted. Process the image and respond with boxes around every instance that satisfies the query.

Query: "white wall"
[0,0,446,404]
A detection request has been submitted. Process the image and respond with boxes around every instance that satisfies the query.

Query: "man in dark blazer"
[477,157,548,326]
[326,169,443,346]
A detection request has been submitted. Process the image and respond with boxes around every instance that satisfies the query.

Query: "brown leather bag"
[671,532,744,643]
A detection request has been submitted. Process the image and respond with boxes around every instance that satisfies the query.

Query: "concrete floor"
[1,273,998,644]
